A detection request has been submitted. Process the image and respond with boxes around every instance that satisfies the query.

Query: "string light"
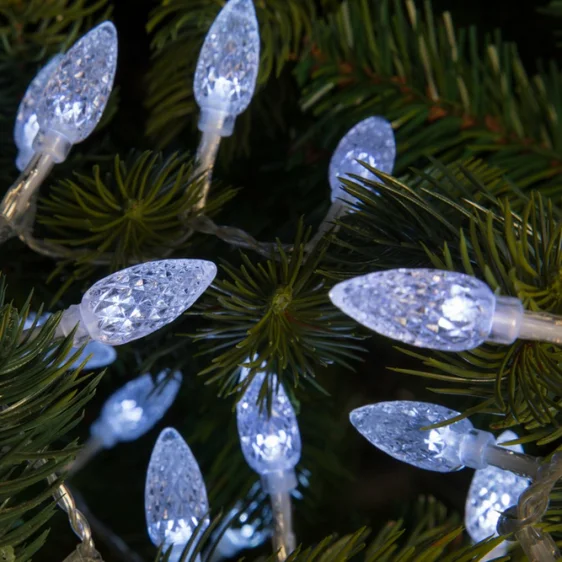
[237,371,301,561]
[33,22,118,163]
[350,400,540,479]
[194,0,260,137]
[14,55,63,171]
[330,268,562,351]
[329,116,396,205]
[145,428,209,561]
[55,259,217,346]
[91,371,182,448]
[465,430,530,559]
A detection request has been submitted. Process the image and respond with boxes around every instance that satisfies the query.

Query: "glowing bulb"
[236,372,301,476]
[349,401,474,472]
[145,428,209,557]
[14,55,63,170]
[465,430,531,543]
[34,22,118,161]
[330,268,496,351]
[329,117,395,204]
[91,370,182,448]
[194,0,260,136]
[59,259,217,346]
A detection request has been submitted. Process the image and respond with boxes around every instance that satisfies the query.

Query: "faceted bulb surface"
[145,428,209,550]
[80,259,217,345]
[194,0,260,117]
[330,268,496,351]
[14,55,63,170]
[237,372,301,475]
[350,401,473,472]
[91,371,182,448]
[329,117,395,203]
[36,21,118,144]
[465,430,531,543]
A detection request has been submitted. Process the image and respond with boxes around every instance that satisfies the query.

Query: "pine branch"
[296,0,562,194]
[36,150,237,277]
[0,277,102,559]
[0,0,111,61]
[189,222,365,398]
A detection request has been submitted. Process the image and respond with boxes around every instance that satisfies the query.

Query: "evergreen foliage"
[0,0,561,560]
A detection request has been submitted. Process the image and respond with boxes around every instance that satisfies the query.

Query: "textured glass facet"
[237,373,301,475]
[91,370,182,448]
[329,117,396,203]
[145,428,209,551]
[194,0,260,116]
[330,268,496,351]
[36,22,117,144]
[349,401,473,472]
[14,55,63,170]
[465,430,531,543]
[80,259,217,345]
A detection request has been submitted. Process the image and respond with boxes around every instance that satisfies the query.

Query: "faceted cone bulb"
[91,371,182,448]
[80,259,217,345]
[237,372,301,475]
[465,430,531,543]
[329,117,396,204]
[36,21,118,144]
[330,268,496,351]
[14,55,63,170]
[145,428,209,550]
[194,0,260,126]
[349,401,473,472]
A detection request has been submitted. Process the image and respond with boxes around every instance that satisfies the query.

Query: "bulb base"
[57,304,92,345]
[458,428,496,469]
[32,129,73,163]
[261,470,298,494]
[488,296,523,345]
[198,107,235,137]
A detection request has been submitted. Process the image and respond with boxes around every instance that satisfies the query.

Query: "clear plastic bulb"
[193,0,260,136]
[329,117,395,204]
[350,401,473,472]
[236,372,301,476]
[33,21,118,161]
[60,259,217,346]
[91,370,182,448]
[330,268,497,351]
[14,55,63,171]
[145,428,209,556]
[465,430,531,544]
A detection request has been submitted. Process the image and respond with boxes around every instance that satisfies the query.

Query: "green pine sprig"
[296,0,562,195]
[190,221,365,398]
[0,277,102,560]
